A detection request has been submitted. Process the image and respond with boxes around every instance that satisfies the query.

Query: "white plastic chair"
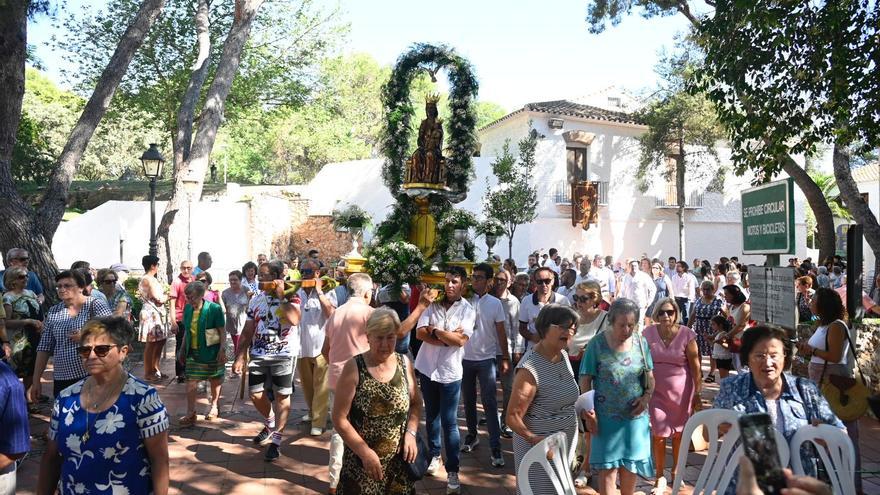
[671,409,791,494]
[790,424,856,495]
[517,431,576,495]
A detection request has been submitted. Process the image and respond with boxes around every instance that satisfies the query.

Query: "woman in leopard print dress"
[333,308,422,495]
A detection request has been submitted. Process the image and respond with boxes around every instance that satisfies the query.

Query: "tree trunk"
[173,0,211,169]
[155,0,264,281]
[833,143,880,280]
[507,227,515,260]
[780,154,837,263]
[35,0,167,242]
[676,135,687,260]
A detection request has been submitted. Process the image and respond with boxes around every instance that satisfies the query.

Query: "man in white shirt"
[670,260,697,323]
[518,266,571,350]
[556,268,578,300]
[543,248,561,274]
[592,255,616,304]
[574,257,594,286]
[665,256,677,279]
[460,263,509,468]
[619,259,656,327]
[415,266,476,493]
[492,268,520,438]
[296,260,337,436]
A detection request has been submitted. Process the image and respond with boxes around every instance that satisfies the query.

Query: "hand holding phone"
[737,413,786,495]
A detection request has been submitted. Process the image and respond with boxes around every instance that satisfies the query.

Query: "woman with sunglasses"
[688,280,724,382]
[30,270,113,402]
[138,256,169,382]
[178,281,226,425]
[96,268,132,320]
[569,280,608,488]
[37,316,170,495]
[642,298,701,493]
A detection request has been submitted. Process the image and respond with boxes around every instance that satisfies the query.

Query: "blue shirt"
[0,360,30,457]
[0,270,44,295]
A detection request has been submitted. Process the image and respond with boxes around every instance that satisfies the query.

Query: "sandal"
[704,374,716,383]
[651,476,668,495]
[574,472,590,488]
[204,405,219,421]
[179,412,197,427]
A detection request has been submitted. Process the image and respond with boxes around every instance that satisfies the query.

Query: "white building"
[307,94,809,266]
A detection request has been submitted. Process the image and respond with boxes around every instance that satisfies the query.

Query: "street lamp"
[141,143,165,258]
[181,172,200,261]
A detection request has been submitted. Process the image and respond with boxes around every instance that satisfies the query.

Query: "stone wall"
[287,215,354,263]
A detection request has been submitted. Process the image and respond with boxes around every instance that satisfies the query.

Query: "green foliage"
[484,134,539,257]
[693,0,880,178]
[635,45,723,193]
[380,43,480,198]
[585,0,684,34]
[15,69,164,184]
[331,203,373,231]
[363,241,426,291]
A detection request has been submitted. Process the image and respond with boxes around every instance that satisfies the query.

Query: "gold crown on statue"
[426,93,441,104]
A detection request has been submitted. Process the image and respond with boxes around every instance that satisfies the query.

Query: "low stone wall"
[855,319,880,391]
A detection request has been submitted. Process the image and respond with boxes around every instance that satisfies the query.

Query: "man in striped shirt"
[0,360,29,495]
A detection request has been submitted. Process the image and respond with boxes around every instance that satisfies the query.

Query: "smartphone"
[738,413,786,494]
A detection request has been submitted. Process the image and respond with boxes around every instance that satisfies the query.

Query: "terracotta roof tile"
[479,99,644,131]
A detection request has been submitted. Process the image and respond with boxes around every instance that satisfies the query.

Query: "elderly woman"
[796,276,814,323]
[37,317,169,495]
[508,304,580,495]
[332,308,421,495]
[580,298,654,495]
[96,268,132,319]
[138,255,169,382]
[3,266,43,390]
[241,261,259,295]
[569,280,608,487]
[221,270,249,355]
[30,270,112,400]
[714,325,844,493]
[722,284,750,370]
[178,281,226,425]
[798,287,862,493]
[643,297,701,492]
[689,280,724,382]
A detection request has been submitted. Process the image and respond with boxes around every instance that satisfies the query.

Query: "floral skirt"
[138,301,168,343]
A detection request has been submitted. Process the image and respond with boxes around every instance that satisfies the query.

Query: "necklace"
[81,371,126,443]
[659,325,677,345]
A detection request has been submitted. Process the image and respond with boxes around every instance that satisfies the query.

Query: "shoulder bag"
[817,323,879,421]
[399,354,431,480]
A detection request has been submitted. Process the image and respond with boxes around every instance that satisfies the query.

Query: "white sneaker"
[446,472,460,494]
[310,427,323,436]
[301,413,312,422]
[426,455,442,476]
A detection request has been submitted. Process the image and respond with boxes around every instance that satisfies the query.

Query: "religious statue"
[405,94,447,187]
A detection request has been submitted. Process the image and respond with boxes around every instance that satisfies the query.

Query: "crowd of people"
[0,245,866,495]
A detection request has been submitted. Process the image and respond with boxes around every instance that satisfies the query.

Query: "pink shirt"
[170,274,193,322]
[324,298,374,390]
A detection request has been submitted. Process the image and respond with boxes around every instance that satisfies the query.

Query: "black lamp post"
[141,143,165,258]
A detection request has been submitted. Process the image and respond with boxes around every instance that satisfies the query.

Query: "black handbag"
[400,355,431,481]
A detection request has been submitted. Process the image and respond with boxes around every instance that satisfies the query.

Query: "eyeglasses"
[657,309,676,316]
[56,283,77,291]
[102,279,117,284]
[472,274,487,280]
[536,278,553,285]
[550,323,577,334]
[181,266,193,271]
[573,294,596,303]
[750,352,783,363]
[76,344,120,358]
[12,257,29,262]
[494,277,508,283]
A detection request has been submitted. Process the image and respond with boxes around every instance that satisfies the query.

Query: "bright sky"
[29,0,692,111]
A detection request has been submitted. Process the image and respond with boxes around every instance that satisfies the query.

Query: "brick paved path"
[14,343,880,494]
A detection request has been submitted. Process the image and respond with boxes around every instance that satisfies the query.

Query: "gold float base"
[420,271,447,285]
[343,255,367,274]
[446,260,475,278]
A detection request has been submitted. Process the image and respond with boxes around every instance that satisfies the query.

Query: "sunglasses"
[102,279,118,284]
[536,278,553,285]
[657,309,676,316]
[77,344,120,358]
[573,294,596,303]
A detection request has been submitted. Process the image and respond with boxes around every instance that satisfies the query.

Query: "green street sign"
[741,178,795,254]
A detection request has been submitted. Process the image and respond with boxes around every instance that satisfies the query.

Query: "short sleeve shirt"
[0,361,29,457]
[170,275,191,322]
[297,288,337,358]
[247,291,296,361]
[414,298,476,383]
[37,297,113,380]
[323,298,374,390]
[518,292,571,350]
[463,293,506,361]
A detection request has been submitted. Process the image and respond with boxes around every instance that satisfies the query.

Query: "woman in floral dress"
[37,316,169,495]
[138,255,168,381]
[687,280,723,383]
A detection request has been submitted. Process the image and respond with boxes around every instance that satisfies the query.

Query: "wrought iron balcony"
[655,184,703,208]
[554,180,608,206]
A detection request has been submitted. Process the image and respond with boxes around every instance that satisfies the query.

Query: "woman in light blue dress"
[580,298,654,495]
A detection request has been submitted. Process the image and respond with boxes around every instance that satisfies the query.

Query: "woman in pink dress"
[643,297,702,493]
